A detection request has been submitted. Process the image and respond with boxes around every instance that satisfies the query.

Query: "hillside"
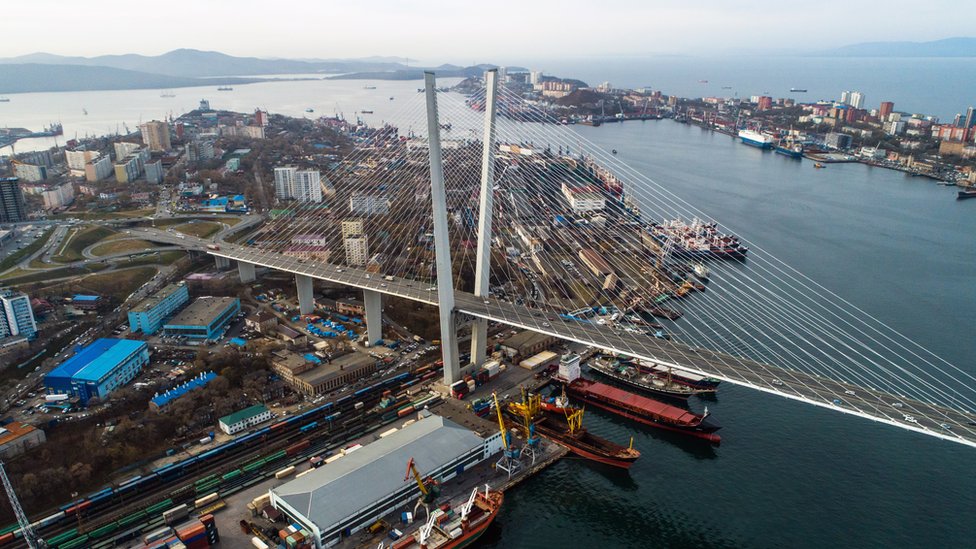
[0,64,262,94]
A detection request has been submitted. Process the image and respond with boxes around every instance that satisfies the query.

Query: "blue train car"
[299,422,318,433]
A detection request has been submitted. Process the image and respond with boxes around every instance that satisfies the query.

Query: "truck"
[383,275,395,281]
[206,244,220,251]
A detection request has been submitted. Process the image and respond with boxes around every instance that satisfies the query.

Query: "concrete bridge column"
[237,261,256,283]
[214,256,230,270]
[364,289,382,346]
[296,274,314,316]
[471,69,498,367]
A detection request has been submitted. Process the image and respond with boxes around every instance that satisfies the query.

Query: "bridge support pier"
[364,289,382,346]
[237,261,256,283]
[296,274,314,316]
[425,72,461,387]
[471,69,498,367]
[214,256,230,270]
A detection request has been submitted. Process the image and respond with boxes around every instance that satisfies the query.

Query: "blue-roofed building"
[44,338,150,404]
[71,294,102,310]
[128,283,189,335]
[150,371,217,410]
[163,296,240,340]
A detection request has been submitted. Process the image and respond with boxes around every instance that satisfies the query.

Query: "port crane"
[491,392,522,478]
[404,457,440,517]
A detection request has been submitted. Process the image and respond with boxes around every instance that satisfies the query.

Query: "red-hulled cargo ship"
[557,354,721,444]
[515,407,640,469]
[392,486,503,549]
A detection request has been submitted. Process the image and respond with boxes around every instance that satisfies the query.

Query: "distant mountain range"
[0,49,515,93]
[815,37,976,57]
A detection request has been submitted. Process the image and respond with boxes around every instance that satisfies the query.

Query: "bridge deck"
[208,244,976,448]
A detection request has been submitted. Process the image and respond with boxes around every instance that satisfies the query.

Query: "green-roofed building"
[218,404,273,435]
[269,209,294,220]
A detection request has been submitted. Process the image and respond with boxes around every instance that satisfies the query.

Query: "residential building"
[145,160,164,184]
[0,423,46,458]
[270,415,502,548]
[220,124,265,139]
[13,163,47,182]
[0,288,37,340]
[349,192,390,215]
[756,96,772,111]
[187,140,215,162]
[283,245,331,263]
[65,149,100,176]
[128,283,190,335]
[114,141,142,160]
[879,101,894,121]
[85,156,113,182]
[343,235,368,266]
[162,296,240,340]
[255,109,269,126]
[0,178,27,223]
[292,234,328,247]
[218,404,273,435]
[44,339,150,404]
[965,106,976,129]
[335,299,365,316]
[274,166,298,200]
[114,152,146,183]
[140,120,172,152]
[840,90,850,105]
[849,91,865,110]
[295,170,323,202]
[41,182,75,209]
[341,219,364,239]
[825,132,853,150]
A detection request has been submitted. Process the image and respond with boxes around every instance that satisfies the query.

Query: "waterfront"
[482,119,976,548]
[3,75,975,548]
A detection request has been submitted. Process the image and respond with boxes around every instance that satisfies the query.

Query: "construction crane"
[404,457,440,517]
[491,392,521,478]
[0,461,44,548]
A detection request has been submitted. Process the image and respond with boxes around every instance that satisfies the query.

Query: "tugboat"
[690,262,710,282]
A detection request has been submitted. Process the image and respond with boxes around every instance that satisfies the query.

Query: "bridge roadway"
[152,235,976,448]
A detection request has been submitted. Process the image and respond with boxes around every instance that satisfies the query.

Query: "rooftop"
[47,339,147,383]
[72,294,100,302]
[219,404,269,426]
[296,353,375,387]
[131,283,186,314]
[164,296,238,328]
[502,330,554,351]
[273,415,483,531]
[0,422,39,446]
[151,371,217,408]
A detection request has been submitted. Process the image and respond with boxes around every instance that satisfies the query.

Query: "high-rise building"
[849,91,865,110]
[145,160,164,184]
[343,235,369,266]
[879,101,894,121]
[530,70,542,86]
[840,91,850,105]
[199,99,211,111]
[187,140,215,162]
[114,141,141,160]
[0,288,37,340]
[349,192,390,216]
[294,170,323,202]
[757,96,772,111]
[255,109,269,126]
[0,178,27,223]
[341,219,364,239]
[41,182,75,210]
[964,106,975,129]
[274,166,298,200]
[65,149,100,177]
[85,156,113,182]
[139,120,172,152]
[953,113,963,127]
[13,163,47,182]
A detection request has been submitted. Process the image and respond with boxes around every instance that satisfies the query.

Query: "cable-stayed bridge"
[160,71,976,448]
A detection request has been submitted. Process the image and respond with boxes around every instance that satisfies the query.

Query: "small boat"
[814,162,825,169]
[612,149,618,155]
[0,97,10,103]
[721,86,732,90]
[698,79,709,84]
[690,262,710,282]
[82,108,88,115]
[363,85,376,90]
[790,87,808,93]
[361,109,374,114]
[217,86,233,91]
[305,108,314,113]
[389,96,395,100]
[958,189,976,200]
[160,90,175,98]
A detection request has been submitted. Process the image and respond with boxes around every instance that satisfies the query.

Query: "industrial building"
[44,338,150,404]
[0,422,46,458]
[70,294,103,311]
[499,330,557,359]
[128,283,190,335]
[218,404,273,435]
[271,351,378,395]
[163,296,240,340]
[150,371,217,411]
[270,415,502,548]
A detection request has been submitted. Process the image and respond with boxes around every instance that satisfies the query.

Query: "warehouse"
[273,351,378,395]
[499,330,557,359]
[270,415,503,548]
[0,422,46,458]
[128,282,190,334]
[44,338,150,404]
[163,296,240,340]
[219,404,273,435]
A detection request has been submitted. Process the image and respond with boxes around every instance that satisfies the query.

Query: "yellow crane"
[404,457,439,505]
[491,392,522,477]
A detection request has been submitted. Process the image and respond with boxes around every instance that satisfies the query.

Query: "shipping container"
[275,466,296,479]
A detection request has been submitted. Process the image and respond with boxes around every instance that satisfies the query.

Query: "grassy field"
[172,221,221,239]
[90,239,159,257]
[75,267,158,300]
[113,251,185,269]
[53,225,116,263]
[51,209,154,221]
[0,228,54,273]
[1,264,107,285]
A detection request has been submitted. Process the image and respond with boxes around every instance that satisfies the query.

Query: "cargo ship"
[775,140,804,158]
[738,129,775,149]
[508,393,640,469]
[649,218,748,259]
[790,87,808,93]
[588,357,716,399]
[556,355,721,444]
[391,486,503,549]
[632,361,721,391]
[957,189,976,200]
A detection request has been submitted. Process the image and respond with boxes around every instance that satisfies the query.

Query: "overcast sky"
[3,0,970,62]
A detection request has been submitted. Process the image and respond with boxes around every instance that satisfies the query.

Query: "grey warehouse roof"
[273,415,484,530]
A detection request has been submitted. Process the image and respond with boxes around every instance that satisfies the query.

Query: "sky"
[2,0,972,63]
